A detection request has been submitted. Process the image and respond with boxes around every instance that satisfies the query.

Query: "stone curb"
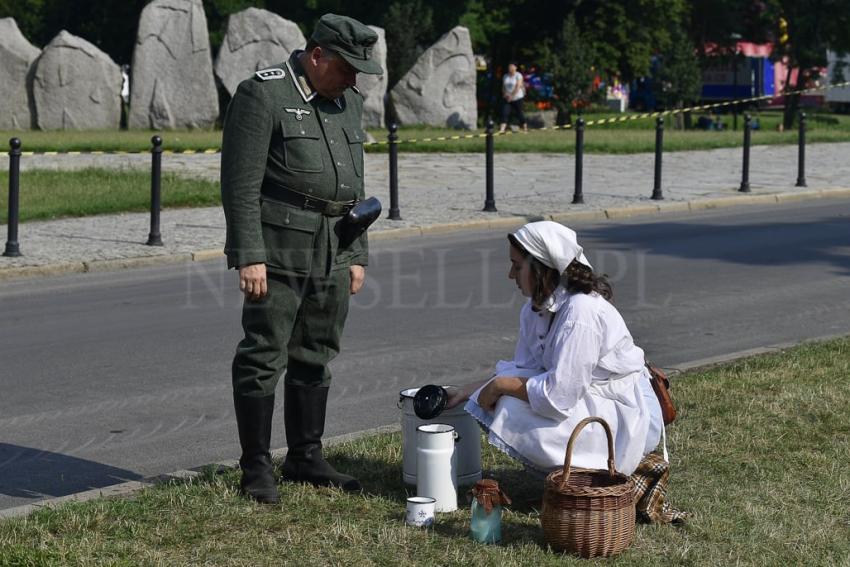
[2,187,849,283]
[664,331,850,376]
[4,328,847,522]
[0,424,401,521]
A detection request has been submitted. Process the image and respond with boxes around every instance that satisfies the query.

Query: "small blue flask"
[470,479,511,544]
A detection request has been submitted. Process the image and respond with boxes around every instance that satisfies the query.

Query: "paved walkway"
[2,143,850,278]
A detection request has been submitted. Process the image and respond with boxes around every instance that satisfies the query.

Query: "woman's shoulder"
[563,292,621,322]
[564,291,602,310]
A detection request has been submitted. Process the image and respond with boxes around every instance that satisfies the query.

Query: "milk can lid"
[413,384,448,420]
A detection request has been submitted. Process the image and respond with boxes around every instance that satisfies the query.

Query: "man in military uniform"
[221,14,382,504]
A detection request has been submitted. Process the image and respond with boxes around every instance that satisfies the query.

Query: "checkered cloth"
[630,451,689,524]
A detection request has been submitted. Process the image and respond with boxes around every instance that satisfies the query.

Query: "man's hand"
[239,263,267,301]
[350,265,366,295]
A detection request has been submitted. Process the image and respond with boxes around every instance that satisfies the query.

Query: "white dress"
[465,287,662,476]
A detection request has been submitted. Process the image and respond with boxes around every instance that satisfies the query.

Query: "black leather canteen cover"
[337,196,382,248]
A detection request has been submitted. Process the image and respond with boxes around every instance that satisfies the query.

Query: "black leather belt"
[261,180,356,217]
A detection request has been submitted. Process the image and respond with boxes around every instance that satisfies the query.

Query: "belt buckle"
[302,195,323,213]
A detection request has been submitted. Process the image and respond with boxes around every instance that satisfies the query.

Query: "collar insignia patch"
[255,68,285,81]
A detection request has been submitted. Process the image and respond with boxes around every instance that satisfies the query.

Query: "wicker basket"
[540,417,635,558]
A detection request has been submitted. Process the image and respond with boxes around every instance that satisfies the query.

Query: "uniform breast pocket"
[343,126,366,178]
[260,198,320,274]
[281,119,324,173]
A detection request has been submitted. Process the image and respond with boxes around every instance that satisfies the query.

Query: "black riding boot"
[233,393,280,504]
[281,384,361,492]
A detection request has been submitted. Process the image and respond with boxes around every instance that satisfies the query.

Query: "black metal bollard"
[387,123,402,220]
[796,111,807,187]
[739,114,751,193]
[146,135,163,246]
[483,118,497,212]
[3,137,22,257]
[651,117,664,200]
[572,118,585,204]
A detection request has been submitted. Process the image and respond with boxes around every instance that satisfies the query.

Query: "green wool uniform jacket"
[221,52,369,277]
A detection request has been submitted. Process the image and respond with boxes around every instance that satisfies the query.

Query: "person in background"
[499,63,528,133]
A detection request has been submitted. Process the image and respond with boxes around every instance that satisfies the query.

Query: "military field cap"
[311,13,383,75]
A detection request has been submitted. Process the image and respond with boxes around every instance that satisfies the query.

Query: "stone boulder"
[0,18,40,129]
[357,25,387,129]
[214,8,305,98]
[129,0,219,129]
[389,26,477,129]
[32,31,122,130]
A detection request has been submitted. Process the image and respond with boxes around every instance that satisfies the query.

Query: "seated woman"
[447,221,663,476]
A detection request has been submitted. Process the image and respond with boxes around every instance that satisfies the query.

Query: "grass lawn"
[0,130,223,154]
[2,337,849,566]
[1,110,849,155]
[0,169,220,223]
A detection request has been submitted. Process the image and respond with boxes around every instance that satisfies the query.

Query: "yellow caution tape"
[3,81,848,155]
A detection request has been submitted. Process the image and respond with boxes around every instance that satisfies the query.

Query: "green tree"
[688,0,773,56]
[764,0,850,128]
[37,0,148,63]
[656,28,702,128]
[458,0,511,52]
[0,0,46,46]
[383,0,435,88]
[540,14,595,125]
[204,0,265,54]
[577,0,687,81]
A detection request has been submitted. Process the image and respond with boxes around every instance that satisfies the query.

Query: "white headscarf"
[511,221,592,273]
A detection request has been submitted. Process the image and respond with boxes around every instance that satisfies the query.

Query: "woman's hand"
[477,379,504,412]
[478,376,530,412]
[445,380,488,410]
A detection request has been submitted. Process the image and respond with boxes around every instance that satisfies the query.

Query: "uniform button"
[329,139,335,144]
[324,118,329,123]
[539,335,544,339]
[307,188,313,194]
[337,161,343,166]
[300,130,306,135]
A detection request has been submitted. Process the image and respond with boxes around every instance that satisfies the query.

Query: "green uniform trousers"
[232,269,351,397]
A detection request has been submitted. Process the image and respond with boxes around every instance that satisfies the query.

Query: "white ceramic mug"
[405,496,436,527]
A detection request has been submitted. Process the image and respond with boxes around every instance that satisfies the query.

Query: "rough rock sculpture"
[32,31,122,130]
[214,8,306,98]
[129,0,219,129]
[389,26,477,129]
[0,18,41,129]
[357,26,387,129]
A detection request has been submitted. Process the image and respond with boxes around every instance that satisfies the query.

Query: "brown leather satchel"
[645,362,677,425]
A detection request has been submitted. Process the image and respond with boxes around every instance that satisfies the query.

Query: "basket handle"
[560,416,616,488]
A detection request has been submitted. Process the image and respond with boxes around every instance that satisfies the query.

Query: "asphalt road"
[2,199,849,511]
